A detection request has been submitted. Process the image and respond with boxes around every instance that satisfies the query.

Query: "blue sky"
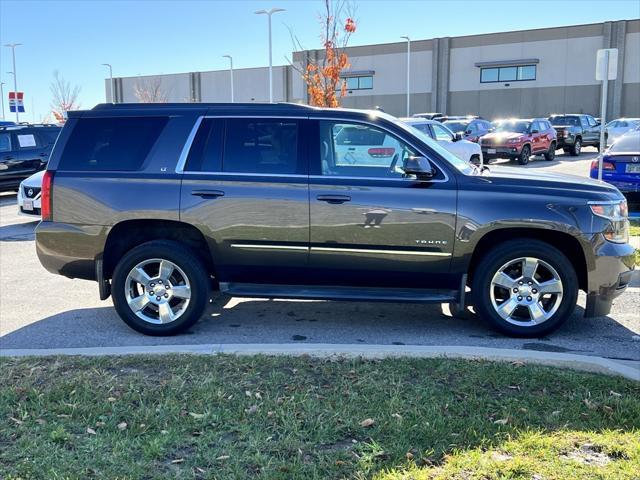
[0,0,638,120]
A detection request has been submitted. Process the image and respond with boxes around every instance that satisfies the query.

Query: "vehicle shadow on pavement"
[0,221,38,242]
[2,295,638,361]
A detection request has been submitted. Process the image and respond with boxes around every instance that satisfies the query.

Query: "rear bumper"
[36,221,108,280]
[591,174,640,193]
[583,234,635,318]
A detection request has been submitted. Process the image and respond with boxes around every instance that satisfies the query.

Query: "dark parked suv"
[36,103,635,337]
[0,124,61,191]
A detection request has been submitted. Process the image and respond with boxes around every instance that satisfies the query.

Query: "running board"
[219,282,458,304]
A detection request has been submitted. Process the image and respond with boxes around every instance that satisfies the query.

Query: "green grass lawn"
[630,219,640,238]
[1,355,639,479]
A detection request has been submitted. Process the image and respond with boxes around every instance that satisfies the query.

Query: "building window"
[340,75,374,90]
[480,65,536,83]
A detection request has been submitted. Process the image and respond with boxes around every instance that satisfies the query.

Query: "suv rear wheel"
[471,239,578,337]
[544,142,556,161]
[111,240,209,335]
[570,137,582,156]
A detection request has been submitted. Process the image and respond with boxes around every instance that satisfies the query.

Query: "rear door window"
[38,129,62,146]
[184,118,224,172]
[60,117,168,171]
[223,119,301,174]
[0,133,11,152]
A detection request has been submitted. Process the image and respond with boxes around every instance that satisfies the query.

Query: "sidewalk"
[2,343,638,381]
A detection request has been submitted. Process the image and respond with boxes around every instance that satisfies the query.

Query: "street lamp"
[222,55,234,103]
[400,36,411,117]
[0,82,5,120]
[254,7,285,103]
[102,63,114,103]
[4,43,22,122]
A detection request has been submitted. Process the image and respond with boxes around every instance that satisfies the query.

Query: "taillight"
[41,170,54,221]
[590,159,615,171]
[368,147,395,158]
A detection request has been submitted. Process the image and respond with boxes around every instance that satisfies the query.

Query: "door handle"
[39,153,48,157]
[317,194,351,204]
[191,189,225,199]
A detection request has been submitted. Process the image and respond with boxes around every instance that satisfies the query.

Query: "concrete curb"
[1,344,638,381]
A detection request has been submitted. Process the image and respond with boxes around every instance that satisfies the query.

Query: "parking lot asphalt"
[1,148,639,361]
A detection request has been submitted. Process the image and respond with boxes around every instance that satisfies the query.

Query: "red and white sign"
[9,91,25,113]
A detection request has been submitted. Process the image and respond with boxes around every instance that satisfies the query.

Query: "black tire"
[517,145,531,165]
[471,239,578,337]
[570,137,581,156]
[112,240,209,336]
[544,142,556,161]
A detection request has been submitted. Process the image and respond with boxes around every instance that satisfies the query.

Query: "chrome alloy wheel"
[124,258,191,325]
[489,257,563,327]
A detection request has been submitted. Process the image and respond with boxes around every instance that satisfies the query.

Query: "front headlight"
[589,200,629,243]
[507,138,520,144]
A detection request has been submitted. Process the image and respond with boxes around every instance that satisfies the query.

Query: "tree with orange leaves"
[292,0,356,108]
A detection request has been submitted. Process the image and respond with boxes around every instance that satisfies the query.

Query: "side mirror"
[454,132,463,142]
[465,129,472,135]
[403,156,434,179]
[530,129,539,134]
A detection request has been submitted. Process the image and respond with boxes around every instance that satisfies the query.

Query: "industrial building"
[106,19,639,119]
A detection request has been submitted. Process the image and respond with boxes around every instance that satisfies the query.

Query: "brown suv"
[35,103,634,337]
[481,118,557,165]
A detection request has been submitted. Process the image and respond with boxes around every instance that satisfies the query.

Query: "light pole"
[400,36,411,117]
[4,43,22,122]
[223,55,234,102]
[0,82,5,120]
[102,63,114,103]
[254,7,285,103]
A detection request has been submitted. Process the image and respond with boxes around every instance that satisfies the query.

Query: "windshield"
[384,114,475,174]
[495,121,530,133]
[443,121,469,133]
[549,116,579,126]
[609,133,640,152]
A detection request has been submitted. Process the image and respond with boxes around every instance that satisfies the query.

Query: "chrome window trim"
[175,116,204,173]
[176,114,451,184]
[183,171,308,179]
[175,115,308,174]
[313,116,450,183]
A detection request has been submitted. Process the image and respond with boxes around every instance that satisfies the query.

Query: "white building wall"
[120,73,191,103]
[200,66,287,103]
[623,32,640,83]
[449,36,604,92]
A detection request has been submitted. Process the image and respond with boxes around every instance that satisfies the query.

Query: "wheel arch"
[103,219,215,280]
[466,228,587,292]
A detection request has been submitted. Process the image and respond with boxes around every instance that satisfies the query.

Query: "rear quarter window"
[59,117,167,171]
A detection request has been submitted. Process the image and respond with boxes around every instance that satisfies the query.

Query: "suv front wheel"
[471,239,578,337]
[112,240,209,335]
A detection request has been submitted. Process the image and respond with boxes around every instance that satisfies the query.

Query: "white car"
[17,170,44,217]
[400,118,483,165]
[606,118,640,145]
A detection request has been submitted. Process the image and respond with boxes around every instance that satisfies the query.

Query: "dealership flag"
[9,92,25,113]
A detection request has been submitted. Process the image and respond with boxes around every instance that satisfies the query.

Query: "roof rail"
[91,102,315,110]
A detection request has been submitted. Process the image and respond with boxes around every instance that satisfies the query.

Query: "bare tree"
[288,0,357,107]
[49,70,81,114]
[134,77,168,103]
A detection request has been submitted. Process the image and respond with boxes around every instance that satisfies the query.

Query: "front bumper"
[584,234,636,317]
[17,184,42,217]
[481,145,521,159]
